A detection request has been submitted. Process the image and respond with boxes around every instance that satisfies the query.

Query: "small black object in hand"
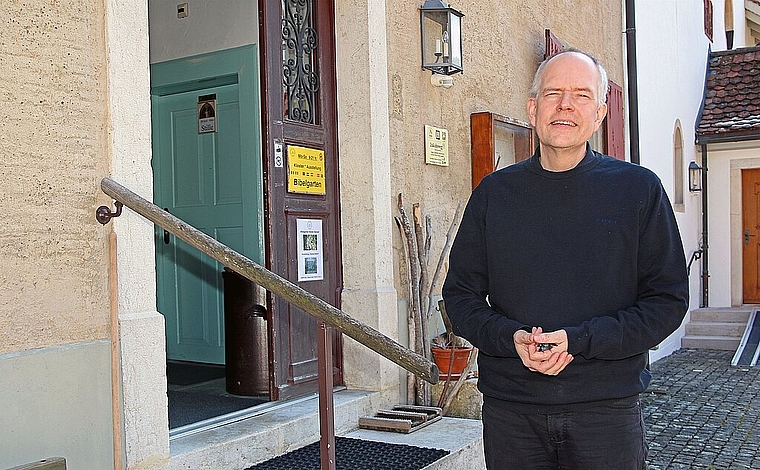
[536,343,558,352]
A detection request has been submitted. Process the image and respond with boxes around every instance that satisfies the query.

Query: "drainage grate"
[245,436,449,470]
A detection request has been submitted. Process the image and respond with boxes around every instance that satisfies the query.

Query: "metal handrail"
[100,177,439,384]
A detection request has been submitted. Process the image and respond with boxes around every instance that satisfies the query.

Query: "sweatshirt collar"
[527,144,601,178]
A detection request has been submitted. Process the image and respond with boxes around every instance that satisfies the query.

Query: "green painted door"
[152,47,264,366]
[154,84,244,363]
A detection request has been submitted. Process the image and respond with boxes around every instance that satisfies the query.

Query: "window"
[704,0,714,42]
[673,122,685,211]
[604,81,625,160]
[282,0,320,124]
[470,112,533,189]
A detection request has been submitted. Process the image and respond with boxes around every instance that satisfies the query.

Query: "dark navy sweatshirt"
[442,147,689,412]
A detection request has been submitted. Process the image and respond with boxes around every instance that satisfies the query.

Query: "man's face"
[527,53,608,156]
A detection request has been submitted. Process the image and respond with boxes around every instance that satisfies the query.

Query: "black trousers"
[482,395,648,470]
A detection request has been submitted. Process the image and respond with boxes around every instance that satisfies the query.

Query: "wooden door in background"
[742,169,760,303]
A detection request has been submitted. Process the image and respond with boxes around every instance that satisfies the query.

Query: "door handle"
[745,229,755,246]
[164,208,171,244]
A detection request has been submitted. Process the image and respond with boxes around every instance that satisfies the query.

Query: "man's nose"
[557,92,574,109]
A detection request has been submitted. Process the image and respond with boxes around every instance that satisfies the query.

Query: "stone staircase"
[681,307,754,350]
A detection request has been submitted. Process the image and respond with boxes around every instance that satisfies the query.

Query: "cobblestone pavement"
[642,349,760,469]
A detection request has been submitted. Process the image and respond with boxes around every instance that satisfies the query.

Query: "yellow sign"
[287,145,326,195]
[424,124,449,166]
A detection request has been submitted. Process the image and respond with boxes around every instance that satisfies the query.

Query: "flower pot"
[431,346,472,379]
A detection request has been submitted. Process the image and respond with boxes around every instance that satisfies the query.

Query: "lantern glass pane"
[449,14,462,69]
[422,12,447,68]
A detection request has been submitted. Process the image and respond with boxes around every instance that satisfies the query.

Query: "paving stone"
[642,349,760,469]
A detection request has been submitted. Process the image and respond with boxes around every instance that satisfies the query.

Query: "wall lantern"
[420,0,464,79]
[689,161,703,192]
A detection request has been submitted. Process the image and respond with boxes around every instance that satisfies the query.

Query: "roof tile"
[696,45,760,141]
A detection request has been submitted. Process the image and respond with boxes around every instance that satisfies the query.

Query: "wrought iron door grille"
[282,0,320,124]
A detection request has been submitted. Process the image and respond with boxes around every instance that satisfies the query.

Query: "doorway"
[149,0,344,431]
[742,168,760,303]
[151,46,267,428]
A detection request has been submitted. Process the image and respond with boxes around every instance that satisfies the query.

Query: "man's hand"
[514,327,573,376]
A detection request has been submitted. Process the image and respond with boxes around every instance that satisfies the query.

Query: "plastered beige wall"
[0,1,110,353]
[384,0,624,296]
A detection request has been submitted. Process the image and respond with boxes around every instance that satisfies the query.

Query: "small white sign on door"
[297,218,324,281]
[198,94,217,134]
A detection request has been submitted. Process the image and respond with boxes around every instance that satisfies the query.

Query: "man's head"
[529,50,609,106]
[527,50,609,164]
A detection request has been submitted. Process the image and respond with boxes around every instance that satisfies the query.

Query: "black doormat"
[168,390,267,428]
[167,361,226,386]
[245,436,449,470]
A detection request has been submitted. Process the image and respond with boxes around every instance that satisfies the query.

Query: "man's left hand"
[514,327,573,376]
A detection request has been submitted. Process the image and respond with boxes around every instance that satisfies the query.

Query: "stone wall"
[0,0,111,353]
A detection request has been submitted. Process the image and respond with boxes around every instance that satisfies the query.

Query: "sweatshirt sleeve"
[564,176,689,360]
[442,186,527,358]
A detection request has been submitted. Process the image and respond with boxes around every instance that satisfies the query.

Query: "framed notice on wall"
[424,124,449,166]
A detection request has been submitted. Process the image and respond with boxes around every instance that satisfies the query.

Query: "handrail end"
[426,364,440,385]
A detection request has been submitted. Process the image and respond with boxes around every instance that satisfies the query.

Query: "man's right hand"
[514,327,574,376]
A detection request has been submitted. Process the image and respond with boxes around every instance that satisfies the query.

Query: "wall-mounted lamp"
[420,0,464,78]
[689,161,703,192]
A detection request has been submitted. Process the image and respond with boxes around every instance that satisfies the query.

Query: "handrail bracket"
[96,200,123,225]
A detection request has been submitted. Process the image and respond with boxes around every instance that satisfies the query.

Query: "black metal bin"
[222,268,269,396]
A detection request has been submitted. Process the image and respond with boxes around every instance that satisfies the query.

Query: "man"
[442,50,688,469]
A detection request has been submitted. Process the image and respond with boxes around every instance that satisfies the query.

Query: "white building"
[636,0,760,362]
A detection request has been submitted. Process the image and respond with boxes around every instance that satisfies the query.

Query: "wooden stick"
[441,348,478,416]
[413,204,430,360]
[108,231,123,470]
[395,216,417,403]
[101,178,439,384]
[397,194,426,403]
[412,204,431,405]
[426,200,464,323]
[397,196,422,357]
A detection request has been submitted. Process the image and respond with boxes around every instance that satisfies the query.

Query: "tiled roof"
[695,45,760,143]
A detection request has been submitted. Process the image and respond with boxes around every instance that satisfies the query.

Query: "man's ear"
[594,103,608,130]
[527,97,537,127]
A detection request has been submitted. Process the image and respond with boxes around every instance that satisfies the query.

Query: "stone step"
[685,321,746,338]
[345,417,485,470]
[165,389,485,469]
[681,335,741,351]
[167,390,377,469]
[689,308,752,324]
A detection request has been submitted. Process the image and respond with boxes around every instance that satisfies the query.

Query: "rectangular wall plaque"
[287,145,326,195]
[424,124,449,166]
